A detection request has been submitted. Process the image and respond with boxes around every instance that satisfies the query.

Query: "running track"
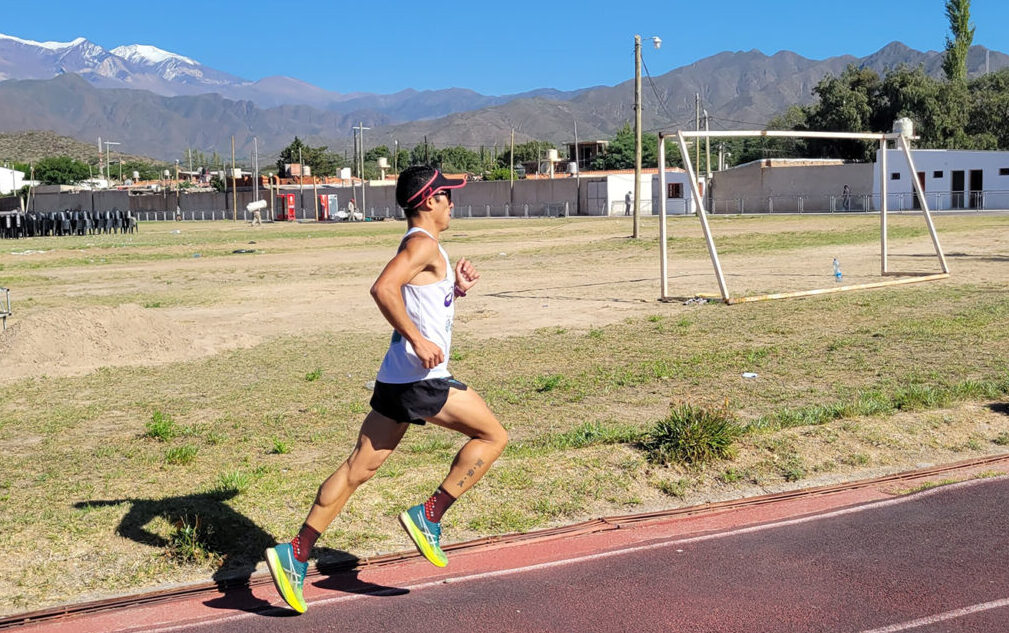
[18,474,1009,633]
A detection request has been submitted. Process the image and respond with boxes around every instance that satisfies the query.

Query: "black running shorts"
[370,377,468,425]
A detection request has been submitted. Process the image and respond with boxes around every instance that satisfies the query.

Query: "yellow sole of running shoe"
[398,511,448,567]
[265,547,307,614]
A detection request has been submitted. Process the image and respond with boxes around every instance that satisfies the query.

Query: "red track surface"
[10,460,1009,633]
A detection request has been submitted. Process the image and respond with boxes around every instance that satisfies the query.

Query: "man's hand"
[454,257,480,294]
[412,336,445,369]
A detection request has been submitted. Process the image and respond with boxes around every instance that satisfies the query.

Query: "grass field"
[1,213,1008,614]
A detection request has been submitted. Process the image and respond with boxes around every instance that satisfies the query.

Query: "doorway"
[969,169,983,209]
[912,171,925,210]
[951,170,965,209]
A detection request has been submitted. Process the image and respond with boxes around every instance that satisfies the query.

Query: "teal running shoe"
[398,504,448,567]
[265,543,308,613]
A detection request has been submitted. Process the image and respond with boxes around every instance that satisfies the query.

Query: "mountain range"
[0,33,1006,162]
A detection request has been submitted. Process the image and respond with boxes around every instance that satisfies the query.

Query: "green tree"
[497,140,556,169]
[119,160,164,181]
[966,68,1009,148]
[800,65,882,159]
[943,0,974,83]
[434,146,484,173]
[34,156,90,185]
[277,137,344,177]
[484,166,513,181]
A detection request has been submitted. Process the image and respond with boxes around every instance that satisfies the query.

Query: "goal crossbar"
[656,129,950,304]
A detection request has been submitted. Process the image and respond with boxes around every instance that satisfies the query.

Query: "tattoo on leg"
[455,458,488,490]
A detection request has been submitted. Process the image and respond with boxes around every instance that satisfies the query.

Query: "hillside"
[0,129,154,164]
[0,43,1006,161]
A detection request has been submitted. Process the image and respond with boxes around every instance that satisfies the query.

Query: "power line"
[640,56,686,130]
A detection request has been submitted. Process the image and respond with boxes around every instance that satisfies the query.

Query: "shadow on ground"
[988,402,1009,416]
[73,491,406,617]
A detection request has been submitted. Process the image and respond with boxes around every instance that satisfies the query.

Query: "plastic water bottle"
[833,258,842,282]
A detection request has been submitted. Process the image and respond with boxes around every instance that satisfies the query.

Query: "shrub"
[641,403,742,465]
[145,411,179,441]
[165,444,198,465]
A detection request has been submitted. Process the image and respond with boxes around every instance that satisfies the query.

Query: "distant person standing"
[625,191,633,216]
[841,184,851,211]
[264,166,508,614]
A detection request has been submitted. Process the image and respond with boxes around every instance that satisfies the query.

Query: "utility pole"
[633,35,661,236]
[573,115,580,215]
[695,93,701,172]
[633,34,643,239]
[353,122,371,217]
[704,110,712,210]
[298,146,304,219]
[509,128,515,203]
[253,137,260,202]
[704,110,711,179]
[231,136,237,221]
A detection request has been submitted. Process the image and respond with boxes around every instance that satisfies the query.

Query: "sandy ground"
[1,214,1006,382]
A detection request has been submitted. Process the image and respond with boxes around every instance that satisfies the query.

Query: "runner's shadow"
[312,547,410,597]
[75,489,277,615]
[988,402,1009,416]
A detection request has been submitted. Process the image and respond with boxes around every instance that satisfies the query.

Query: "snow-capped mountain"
[0,32,581,124]
[0,33,243,92]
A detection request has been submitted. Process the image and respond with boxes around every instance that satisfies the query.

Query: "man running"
[265,165,508,614]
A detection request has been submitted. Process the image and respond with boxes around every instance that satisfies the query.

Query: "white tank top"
[376,227,455,383]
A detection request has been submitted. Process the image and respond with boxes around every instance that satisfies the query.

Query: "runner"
[264,165,509,614]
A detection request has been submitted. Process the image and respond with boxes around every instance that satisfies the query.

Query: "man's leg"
[266,410,408,613]
[304,410,409,531]
[427,387,508,498]
[399,387,507,567]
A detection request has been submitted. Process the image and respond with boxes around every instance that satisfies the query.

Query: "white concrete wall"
[873,149,1009,210]
[651,170,694,215]
[0,168,24,195]
[604,173,653,216]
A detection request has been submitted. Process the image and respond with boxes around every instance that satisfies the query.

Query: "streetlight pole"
[633,35,642,239]
[633,35,660,239]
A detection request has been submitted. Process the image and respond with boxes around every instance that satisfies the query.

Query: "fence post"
[492,204,497,217]
[524,204,529,218]
[467,205,472,218]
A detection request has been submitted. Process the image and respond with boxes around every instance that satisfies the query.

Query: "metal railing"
[708,191,1006,214]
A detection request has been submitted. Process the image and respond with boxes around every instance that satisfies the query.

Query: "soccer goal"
[656,129,950,304]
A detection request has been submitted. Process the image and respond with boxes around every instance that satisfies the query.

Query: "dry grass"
[1,214,1009,614]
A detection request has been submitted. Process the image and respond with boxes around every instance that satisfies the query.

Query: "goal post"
[656,129,950,304]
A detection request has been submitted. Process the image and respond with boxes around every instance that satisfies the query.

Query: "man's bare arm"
[370,236,444,369]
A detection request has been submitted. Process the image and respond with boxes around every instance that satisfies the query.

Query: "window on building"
[667,183,683,199]
[933,171,943,179]
[1000,168,1009,176]
[891,173,901,180]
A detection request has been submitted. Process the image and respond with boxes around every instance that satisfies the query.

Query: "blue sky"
[6,0,1008,95]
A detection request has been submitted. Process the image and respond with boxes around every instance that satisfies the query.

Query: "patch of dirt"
[1,214,1006,381]
[0,304,258,380]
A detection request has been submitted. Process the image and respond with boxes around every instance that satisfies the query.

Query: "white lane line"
[855,598,1009,633]
[135,476,1002,633]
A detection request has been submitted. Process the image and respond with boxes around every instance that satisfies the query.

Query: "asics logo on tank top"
[444,290,454,307]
